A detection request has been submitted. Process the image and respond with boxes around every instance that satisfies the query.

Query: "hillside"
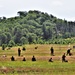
[0,10,75,46]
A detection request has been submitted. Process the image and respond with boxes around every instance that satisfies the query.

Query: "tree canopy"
[0,10,75,46]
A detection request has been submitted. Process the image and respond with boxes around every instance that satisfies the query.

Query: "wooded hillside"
[0,10,75,46]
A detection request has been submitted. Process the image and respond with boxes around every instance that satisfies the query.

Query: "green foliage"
[2,44,6,50]
[20,37,28,44]
[8,40,15,47]
[0,10,75,45]
[0,33,7,45]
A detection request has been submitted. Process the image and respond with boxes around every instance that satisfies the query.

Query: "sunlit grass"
[0,61,75,75]
[0,44,75,75]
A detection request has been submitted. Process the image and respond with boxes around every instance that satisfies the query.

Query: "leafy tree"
[18,11,27,17]
[5,32,11,44]
[2,44,6,50]
[8,40,15,47]
[0,33,7,45]
[20,37,28,44]
[42,24,47,39]
[0,10,75,45]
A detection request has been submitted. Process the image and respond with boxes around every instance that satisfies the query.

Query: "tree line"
[0,10,75,46]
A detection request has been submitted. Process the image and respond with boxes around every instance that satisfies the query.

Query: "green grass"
[0,44,75,75]
[0,61,75,75]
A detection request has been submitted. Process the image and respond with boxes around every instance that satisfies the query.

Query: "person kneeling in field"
[22,57,26,61]
[11,56,15,61]
[49,57,53,62]
[32,55,36,61]
[62,53,68,62]
[66,48,72,56]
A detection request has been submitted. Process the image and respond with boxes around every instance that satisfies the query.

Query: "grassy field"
[0,44,75,75]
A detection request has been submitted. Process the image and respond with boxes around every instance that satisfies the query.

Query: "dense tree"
[42,24,47,39]
[14,28,22,44]
[17,11,27,17]
[8,40,15,47]
[0,10,75,45]
[0,33,7,45]
[20,37,28,44]
[5,32,11,44]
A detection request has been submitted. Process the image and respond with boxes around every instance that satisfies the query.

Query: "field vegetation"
[0,44,75,75]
